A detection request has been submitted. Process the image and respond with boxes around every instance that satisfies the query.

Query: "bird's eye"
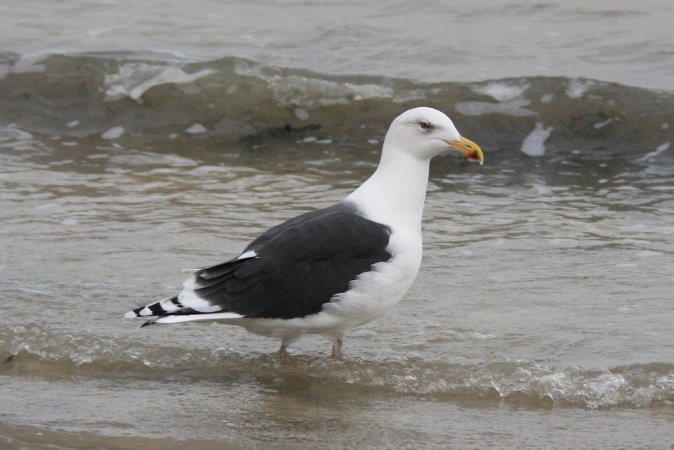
[419,121,432,130]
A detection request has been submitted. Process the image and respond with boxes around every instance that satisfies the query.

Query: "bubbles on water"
[577,372,627,408]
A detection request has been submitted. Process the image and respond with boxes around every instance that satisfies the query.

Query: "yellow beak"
[445,136,484,165]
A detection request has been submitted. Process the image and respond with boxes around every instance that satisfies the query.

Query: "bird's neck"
[347,146,430,231]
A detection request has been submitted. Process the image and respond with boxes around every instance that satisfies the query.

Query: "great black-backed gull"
[125,107,484,357]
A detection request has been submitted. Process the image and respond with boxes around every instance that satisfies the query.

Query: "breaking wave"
[2,324,673,410]
[0,52,671,163]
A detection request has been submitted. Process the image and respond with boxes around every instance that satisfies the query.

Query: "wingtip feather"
[140,318,157,328]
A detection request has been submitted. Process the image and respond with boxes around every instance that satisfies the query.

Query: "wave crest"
[0,52,671,163]
[3,324,673,409]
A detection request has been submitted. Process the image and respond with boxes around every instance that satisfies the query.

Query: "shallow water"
[1,1,674,449]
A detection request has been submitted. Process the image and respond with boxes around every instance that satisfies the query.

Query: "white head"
[383,107,483,164]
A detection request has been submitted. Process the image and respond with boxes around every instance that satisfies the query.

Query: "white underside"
[151,311,243,324]
[149,227,422,344]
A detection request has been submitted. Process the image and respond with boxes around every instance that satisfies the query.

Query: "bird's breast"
[321,226,422,325]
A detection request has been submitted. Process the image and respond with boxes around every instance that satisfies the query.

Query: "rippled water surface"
[1,0,674,448]
[2,108,674,447]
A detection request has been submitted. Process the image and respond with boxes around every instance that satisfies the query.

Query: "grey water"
[1,0,674,449]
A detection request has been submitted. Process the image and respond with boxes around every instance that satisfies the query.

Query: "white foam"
[540,93,555,103]
[566,79,595,98]
[455,99,535,117]
[392,89,426,103]
[185,123,208,134]
[233,60,397,107]
[101,126,125,140]
[637,142,670,161]
[472,81,530,101]
[456,81,535,117]
[294,108,309,120]
[594,118,614,129]
[12,53,48,74]
[520,122,554,157]
[104,63,216,102]
[267,74,394,107]
[0,125,33,142]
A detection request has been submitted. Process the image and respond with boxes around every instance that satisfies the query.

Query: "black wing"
[189,201,392,319]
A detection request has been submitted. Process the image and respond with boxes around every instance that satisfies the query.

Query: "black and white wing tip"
[123,251,260,326]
